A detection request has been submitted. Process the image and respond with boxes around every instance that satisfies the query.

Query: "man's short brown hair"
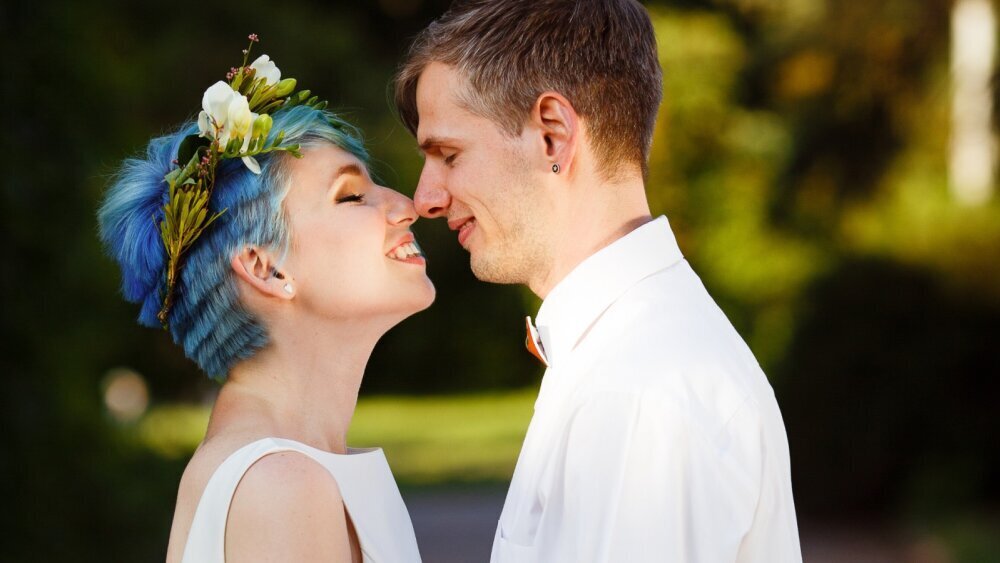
[394,0,663,178]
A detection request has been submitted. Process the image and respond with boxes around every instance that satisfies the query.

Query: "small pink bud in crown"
[248,33,259,42]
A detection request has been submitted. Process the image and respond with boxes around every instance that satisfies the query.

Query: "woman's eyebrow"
[332,163,365,181]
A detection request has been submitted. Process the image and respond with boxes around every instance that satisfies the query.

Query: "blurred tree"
[644,0,1000,526]
[779,257,1000,518]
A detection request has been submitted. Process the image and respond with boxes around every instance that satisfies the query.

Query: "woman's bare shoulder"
[177,434,258,503]
[224,450,354,561]
[165,433,271,562]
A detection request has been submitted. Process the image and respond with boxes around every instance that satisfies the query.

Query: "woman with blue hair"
[98,37,431,562]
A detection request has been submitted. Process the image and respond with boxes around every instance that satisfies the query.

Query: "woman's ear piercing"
[283,283,294,294]
[552,163,561,174]
[272,268,285,280]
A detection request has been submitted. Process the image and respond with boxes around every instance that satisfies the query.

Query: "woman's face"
[279,143,435,321]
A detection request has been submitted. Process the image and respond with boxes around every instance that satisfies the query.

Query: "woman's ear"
[231,247,295,300]
[531,91,579,175]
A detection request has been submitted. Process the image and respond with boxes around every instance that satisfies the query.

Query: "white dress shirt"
[491,216,802,563]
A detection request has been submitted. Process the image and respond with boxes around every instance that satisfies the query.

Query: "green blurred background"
[2,0,999,560]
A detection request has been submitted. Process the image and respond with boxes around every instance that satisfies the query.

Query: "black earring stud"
[552,163,560,174]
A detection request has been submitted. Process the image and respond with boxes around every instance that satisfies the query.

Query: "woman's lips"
[386,237,426,265]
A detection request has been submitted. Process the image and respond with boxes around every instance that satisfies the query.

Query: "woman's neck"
[210,314,388,454]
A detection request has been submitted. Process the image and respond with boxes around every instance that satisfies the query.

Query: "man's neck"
[529,176,652,299]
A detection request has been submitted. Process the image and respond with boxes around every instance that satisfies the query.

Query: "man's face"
[413,62,550,284]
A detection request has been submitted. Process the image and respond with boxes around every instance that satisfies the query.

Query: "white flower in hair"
[197,81,259,172]
[249,54,281,86]
[226,95,256,146]
[157,33,321,328]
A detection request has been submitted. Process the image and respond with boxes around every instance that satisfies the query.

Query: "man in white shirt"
[394,0,802,561]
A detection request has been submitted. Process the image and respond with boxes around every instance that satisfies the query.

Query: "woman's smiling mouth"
[386,237,426,264]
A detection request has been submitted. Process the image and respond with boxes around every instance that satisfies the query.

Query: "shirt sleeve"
[533,389,764,563]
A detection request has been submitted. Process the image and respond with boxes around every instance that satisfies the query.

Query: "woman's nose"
[386,189,418,226]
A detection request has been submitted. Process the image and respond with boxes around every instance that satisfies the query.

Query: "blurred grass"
[137,404,211,460]
[136,388,537,487]
[348,389,535,486]
[904,514,1000,562]
[937,515,1000,562]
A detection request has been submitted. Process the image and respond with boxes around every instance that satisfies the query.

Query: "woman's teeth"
[389,242,422,260]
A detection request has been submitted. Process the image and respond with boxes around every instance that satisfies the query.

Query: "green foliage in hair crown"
[157,34,327,328]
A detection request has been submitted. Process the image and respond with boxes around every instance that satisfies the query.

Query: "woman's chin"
[405,281,437,315]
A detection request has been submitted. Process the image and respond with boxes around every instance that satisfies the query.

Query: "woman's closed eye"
[336,193,366,204]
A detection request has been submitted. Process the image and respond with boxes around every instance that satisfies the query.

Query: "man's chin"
[470,253,525,285]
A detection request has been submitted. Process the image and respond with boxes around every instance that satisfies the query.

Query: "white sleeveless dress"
[181,437,422,562]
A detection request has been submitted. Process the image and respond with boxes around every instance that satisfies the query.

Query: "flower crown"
[157,34,326,328]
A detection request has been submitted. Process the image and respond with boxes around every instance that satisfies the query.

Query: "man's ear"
[531,91,579,174]
[230,247,295,300]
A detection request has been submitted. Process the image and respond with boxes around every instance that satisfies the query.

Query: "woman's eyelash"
[336,193,365,204]
[444,154,457,165]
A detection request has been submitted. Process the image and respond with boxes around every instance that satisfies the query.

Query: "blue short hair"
[99,106,368,379]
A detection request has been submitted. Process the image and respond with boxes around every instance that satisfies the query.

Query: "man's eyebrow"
[418,136,455,152]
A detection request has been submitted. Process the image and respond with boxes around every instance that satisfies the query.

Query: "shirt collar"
[533,216,683,366]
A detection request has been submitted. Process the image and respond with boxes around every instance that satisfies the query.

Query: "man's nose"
[414,167,451,219]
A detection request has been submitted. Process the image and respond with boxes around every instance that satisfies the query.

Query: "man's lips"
[448,217,476,248]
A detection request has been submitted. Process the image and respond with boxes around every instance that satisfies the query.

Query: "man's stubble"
[469,145,551,287]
